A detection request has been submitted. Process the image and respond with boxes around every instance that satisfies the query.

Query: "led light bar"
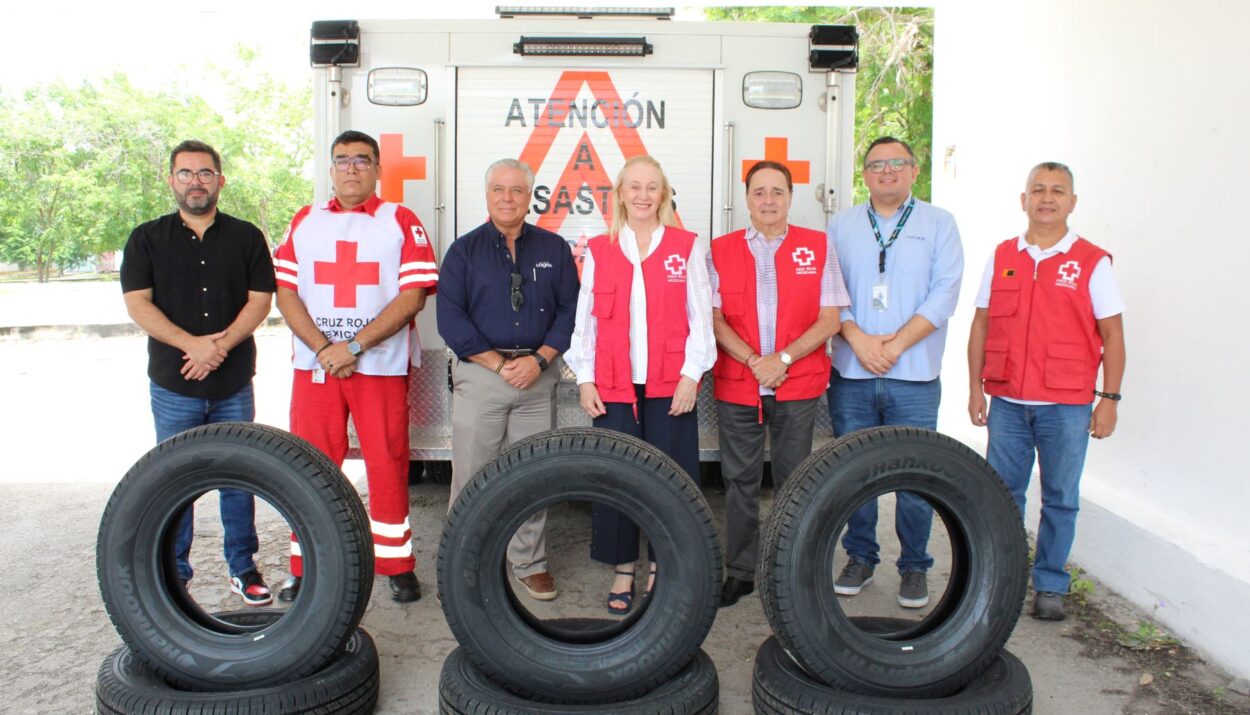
[497,6,674,18]
[514,36,653,56]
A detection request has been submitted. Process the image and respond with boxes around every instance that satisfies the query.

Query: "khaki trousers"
[449,356,560,578]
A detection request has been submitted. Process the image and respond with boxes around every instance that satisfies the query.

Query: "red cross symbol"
[664,254,687,278]
[314,241,380,308]
[742,137,811,185]
[379,133,427,203]
[1058,260,1081,282]
[792,247,816,267]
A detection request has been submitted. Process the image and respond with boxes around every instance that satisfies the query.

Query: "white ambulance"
[308,8,859,478]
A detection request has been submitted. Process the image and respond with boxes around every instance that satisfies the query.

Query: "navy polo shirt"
[437,220,579,359]
[120,211,276,399]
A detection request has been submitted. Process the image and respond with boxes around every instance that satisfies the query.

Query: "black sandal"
[607,569,636,614]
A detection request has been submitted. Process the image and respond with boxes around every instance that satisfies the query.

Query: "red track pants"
[288,369,415,576]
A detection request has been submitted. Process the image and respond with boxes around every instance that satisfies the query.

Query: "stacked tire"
[437,429,723,713]
[754,426,1035,714]
[94,424,379,714]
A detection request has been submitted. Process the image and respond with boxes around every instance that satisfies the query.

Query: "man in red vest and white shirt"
[273,130,439,604]
[968,161,1125,621]
[709,160,850,607]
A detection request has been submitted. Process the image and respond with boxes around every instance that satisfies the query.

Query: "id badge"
[872,278,889,311]
[312,368,326,384]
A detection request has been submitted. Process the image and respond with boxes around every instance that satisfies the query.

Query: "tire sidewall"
[439,429,722,702]
[762,427,1029,696]
[97,425,371,690]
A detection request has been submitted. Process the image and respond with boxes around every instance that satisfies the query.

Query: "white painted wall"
[931,0,1250,679]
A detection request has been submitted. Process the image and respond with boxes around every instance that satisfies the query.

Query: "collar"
[1016,228,1077,255]
[619,224,666,260]
[326,193,383,216]
[489,220,530,247]
[745,224,789,243]
[867,193,914,220]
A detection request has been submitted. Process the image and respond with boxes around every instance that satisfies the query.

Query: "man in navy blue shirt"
[437,158,579,600]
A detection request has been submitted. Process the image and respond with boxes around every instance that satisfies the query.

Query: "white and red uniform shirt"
[275,194,438,374]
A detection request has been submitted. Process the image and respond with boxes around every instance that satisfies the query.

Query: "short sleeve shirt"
[120,211,276,399]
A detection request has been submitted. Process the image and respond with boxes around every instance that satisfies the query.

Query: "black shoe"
[719,576,755,607]
[389,572,422,603]
[1032,591,1066,621]
[277,576,301,602]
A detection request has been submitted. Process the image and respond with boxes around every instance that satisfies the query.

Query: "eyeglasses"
[864,158,915,174]
[333,156,375,172]
[510,272,524,312]
[173,169,221,184]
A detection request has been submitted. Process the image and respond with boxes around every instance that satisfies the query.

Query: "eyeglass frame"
[172,169,222,184]
[510,272,524,312]
[332,156,376,172]
[863,158,916,174]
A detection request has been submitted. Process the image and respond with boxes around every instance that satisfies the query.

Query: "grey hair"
[1028,161,1074,191]
[485,158,535,192]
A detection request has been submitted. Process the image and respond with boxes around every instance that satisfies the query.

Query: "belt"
[494,348,536,358]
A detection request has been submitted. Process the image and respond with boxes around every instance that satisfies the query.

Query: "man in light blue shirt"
[825,136,964,608]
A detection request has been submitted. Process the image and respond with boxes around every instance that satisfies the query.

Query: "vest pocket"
[595,346,616,389]
[988,284,1020,317]
[719,287,746,317]
[1044,343,1091,391]
[663,336,686,382]
[982,338,1010,381]
[591,288,615,319]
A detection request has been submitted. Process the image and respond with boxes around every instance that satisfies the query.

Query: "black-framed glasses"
[510,272,524,312]
[864,158,915,174]
[173,169,221,184]
[333,156,375,172]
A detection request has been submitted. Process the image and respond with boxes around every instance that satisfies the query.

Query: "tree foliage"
[0,49,312,281]
[705,6,935,204]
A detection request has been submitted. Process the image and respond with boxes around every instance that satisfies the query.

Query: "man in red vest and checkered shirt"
[709,160,850,607]
[968,161,1126,621]
[273,130,439,604]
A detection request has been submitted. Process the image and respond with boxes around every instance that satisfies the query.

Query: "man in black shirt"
[120,140,277,606]
[437,158,579,601]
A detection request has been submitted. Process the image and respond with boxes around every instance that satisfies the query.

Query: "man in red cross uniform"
[273,130,438,603]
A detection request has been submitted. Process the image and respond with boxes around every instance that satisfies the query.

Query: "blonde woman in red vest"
[709,160,850,607]
[565,155,716,614]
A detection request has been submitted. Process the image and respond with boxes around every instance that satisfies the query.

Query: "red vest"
[982,236,1110,404]
[710,225,831,406]
[588,227,696,403]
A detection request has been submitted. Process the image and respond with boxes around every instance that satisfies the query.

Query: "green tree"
[706,6,934,204]
[0,48,313,281]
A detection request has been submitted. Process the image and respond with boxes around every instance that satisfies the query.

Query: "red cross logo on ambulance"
[1056,259,1081,290]
[792,246,818,276]
[664,253,687,282]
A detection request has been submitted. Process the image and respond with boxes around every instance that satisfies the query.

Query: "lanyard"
[867,197,916,274]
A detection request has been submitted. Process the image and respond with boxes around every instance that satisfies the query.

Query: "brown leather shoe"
[515,571,558,601]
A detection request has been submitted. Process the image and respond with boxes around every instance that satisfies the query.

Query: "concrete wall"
[930,0,1250,679]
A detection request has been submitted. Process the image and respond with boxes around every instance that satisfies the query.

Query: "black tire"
[438,428,722,703]
[758,426,1029,698]
[752,633,1032,715]
[440,634,718,714]
[96,423,374,691]
[425,460,452,485]
[96,609,379,715]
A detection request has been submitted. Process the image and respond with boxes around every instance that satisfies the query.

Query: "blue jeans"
[827,370,940,573]
[150,381,259,581]
[986,397,1091,594]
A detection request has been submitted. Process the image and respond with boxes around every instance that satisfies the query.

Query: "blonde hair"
[608,155,678,240]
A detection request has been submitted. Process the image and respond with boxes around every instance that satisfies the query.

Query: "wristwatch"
[779,351,793,367]
[347,340,364,357]
[534,353,550,371]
